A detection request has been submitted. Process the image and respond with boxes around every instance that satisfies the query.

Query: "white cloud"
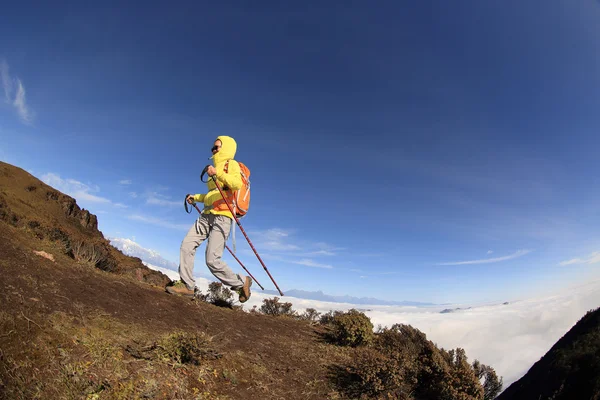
[559,251,600,266]
[291,259,334,269]
[1,60,34,125]
[248,228,344,256]
[361,280,600,390]
[249,228,301,252]
[260,228,291,239]
[41,173,129,210]
[145,191,181,208]
[13,79,32,124]
[313,242,345,255]
[436,249,532,266]
[146,197,180,207]
[487,250,493,255]
[119,179,132,185]
[128,214,190,231]
[42,173,111,204]
[357,270,404,277]
[1,60,11,102]
[243,228,352,270]
[129,192,138,198]
[75,191,112,204]
[305,250,337,256]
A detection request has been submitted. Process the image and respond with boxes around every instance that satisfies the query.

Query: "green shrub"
[205,282,234,308]
[472,360,503,400]
[330,309,374,347]
[373,324,424,388]
[416,344,484,400]
[345,347,406,397]
[319,310,343,326]
[260,297,296,317]
[300,308,321,323]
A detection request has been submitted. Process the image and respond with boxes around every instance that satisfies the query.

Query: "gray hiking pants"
[179,213,246,291]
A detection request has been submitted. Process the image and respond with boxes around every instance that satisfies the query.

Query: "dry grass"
[1,309,233,399]
[70,240,103,267]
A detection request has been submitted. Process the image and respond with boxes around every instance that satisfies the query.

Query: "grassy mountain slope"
[0,161,500,399]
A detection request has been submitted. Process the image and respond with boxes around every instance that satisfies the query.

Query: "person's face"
[211,139,222,154]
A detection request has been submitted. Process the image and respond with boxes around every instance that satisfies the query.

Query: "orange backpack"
[224,160,251,218]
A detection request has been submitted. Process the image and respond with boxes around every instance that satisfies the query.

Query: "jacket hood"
[212,135,237,166]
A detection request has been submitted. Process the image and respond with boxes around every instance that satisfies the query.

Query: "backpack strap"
[222,160,231,190]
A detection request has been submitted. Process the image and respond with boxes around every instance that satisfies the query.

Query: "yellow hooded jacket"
[192,135,243,219]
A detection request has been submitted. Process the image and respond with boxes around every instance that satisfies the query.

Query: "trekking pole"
[202,167,284,296]
[190,202,265,290]
[224,244,265,290]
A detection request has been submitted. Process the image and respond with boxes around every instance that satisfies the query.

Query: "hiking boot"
[237,277,252,303]
[165,281,195,298]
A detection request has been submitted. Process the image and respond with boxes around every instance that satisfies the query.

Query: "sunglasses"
[211,145,221,152]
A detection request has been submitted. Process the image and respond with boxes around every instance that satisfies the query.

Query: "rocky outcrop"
[0,161,171,289]
[46,190,100,231]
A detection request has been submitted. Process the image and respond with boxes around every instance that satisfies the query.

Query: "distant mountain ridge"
[259,288,436,306]
[109,237,178,271]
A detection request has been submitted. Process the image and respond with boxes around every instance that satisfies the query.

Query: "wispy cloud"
[41,173,129,210]
[128,214,189,231]
[305,250,337,256]
[1,60,12,103]
[248,229,345,257]
[145,191,180,208]
[129,192,138,198]
[1,59,34,125]
[436,249,532,266]
[348,268,410,279]
[312,242,345,256]
[243,228,352,269]
[13,79,32,124]
[42,173,111,204]
[291,259,334,269]
[146,197,180,207]
[249,228,301,252]
[487,250,494,255]
[119,179,132,185]
[559,252,600,266]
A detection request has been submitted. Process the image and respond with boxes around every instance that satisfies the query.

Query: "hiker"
[167,136,252,303]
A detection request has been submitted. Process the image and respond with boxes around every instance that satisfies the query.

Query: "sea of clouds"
[147,263,600,388]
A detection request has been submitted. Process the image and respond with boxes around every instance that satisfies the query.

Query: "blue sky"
[1,1,599,304]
